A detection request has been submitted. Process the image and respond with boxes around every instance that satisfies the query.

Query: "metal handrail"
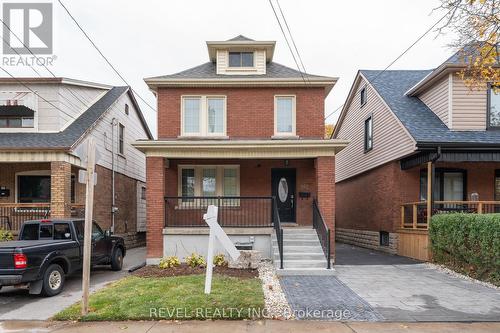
[312,199,331,269]
[272,197,284,270]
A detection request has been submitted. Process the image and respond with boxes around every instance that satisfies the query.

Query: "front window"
[181,96,226,136]
[364,116,373,152]
[419,169,466,201]
[488,85,500,127]
[274,96,296,136]
[228,52,254,67]
[178,165,240,202]
[0,116,34,128]
[17,173,76,203]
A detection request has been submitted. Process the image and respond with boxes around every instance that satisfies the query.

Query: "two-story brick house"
[134,36,347,272]
[0,78,153,247]
[333,50,500,261]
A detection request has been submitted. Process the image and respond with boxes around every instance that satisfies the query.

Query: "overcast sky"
[3,0,456,135]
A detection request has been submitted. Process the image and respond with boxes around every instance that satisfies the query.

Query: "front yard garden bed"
[54,273,264,321]
[132,263,258,279]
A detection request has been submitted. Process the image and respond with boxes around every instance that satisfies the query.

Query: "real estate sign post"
[203,205,240,294]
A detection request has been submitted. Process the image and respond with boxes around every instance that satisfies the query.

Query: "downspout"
[111,118,118,233]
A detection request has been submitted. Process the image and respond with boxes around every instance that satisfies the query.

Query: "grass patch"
[54,274,264,321]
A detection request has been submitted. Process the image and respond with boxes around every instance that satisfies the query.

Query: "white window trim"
[227,51,256,70]
[177,165,240,198]
[274,95,296,136]
[180,95,227,137]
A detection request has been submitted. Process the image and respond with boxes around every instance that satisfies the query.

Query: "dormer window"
[228,52,254,67]
[488,85,500,128]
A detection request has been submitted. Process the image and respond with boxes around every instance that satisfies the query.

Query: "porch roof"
[132,139,348,159]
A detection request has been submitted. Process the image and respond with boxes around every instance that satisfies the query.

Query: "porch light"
[284,159,289,166]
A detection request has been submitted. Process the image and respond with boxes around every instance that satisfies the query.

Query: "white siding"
[73,91,148,182]
[335,76,416,182]
[418,75,450,127]
[216,50,266,75]
[451,74,487,130]
[57,85,106,130]
[136,181,146,232]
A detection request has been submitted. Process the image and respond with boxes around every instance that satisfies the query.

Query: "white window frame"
[180,96,227,137]
[227,51,256,69]
[177,165,240,202]
[274,95,296,136]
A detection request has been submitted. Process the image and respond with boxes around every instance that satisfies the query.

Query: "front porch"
[398,152,500,260]
[0,161,85,233]
[137,139,346,269]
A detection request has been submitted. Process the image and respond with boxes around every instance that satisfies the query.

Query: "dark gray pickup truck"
[0,219,125,296]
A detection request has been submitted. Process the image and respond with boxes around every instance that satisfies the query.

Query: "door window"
[495,170,500,201]
[91,222,104,241]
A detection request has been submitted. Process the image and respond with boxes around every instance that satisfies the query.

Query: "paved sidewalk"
[1,320,500,333]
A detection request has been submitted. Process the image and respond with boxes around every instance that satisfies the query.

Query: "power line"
[324,103,343,121]
[275,0,309,81]
[57,0,157,114]
[268,0,306,84]
[327,4,459,135]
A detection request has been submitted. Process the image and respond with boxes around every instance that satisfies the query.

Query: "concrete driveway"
[0,246,145,320]
[280,243,500,321]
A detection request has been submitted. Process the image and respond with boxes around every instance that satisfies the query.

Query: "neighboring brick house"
[134,35,347,272]
[333,50,500,260]
[0,78,153,248]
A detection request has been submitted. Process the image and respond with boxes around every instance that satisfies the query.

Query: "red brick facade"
[336,161,500,233]
[315,156,336,255]
[146,157,165,259]
[157,87,325,139]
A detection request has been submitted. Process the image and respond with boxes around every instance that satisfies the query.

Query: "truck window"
[39,224,53,239]
[54,223,71,240]
[73,220,84,241]
[20,223,39,240]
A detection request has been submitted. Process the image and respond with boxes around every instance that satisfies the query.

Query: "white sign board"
[203,205,240,294]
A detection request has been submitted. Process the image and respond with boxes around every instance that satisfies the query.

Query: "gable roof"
[334,69,500,147]
[227,35,255,42]
[0,86,153,150]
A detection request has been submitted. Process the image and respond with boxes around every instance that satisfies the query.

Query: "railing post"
[478,202,483,214]
[412,204,418,229]
[280,228,284,270]
[327,229,331,269]
[401,205,405,228]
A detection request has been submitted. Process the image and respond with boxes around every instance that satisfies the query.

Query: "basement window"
[380,231,389,247]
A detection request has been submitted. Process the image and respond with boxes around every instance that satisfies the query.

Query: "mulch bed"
[132,264,259,279]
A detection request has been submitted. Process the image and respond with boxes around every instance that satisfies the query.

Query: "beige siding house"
[333,49,500,261]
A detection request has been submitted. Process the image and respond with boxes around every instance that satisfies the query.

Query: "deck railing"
[0,203,50,232]
[313,199,331,269]
[401,201,500,229]
[164,196,274,227]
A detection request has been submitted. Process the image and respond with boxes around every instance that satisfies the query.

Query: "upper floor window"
[488,85,500,128]
[228,52,254,67]
[118,123,125,155]
[124,103,129,115]
[360,87,367,107]
[274,96,296,136]
[364,115,373,152]
[0,116,34,128]
[181,96,226,137]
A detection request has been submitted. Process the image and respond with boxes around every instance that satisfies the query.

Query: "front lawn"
[54,274,265,321]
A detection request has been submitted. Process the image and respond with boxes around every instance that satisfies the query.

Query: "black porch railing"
[164,196,274,227]
[272,197,284,269]
[0,203,50,232]
[312,199,331,269]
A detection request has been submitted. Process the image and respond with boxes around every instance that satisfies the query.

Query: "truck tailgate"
[0,240,71,269]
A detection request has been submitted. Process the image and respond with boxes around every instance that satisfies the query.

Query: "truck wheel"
[111,248,123,271]
[41,264,65,297]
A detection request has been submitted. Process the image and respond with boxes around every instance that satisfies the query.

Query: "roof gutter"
[416,141,500,150]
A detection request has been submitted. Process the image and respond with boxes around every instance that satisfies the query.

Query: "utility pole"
[81,138,96,316]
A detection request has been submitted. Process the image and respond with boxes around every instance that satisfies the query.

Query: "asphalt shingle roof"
[0,86,128,149]
[149,61,330,80]
[361,70,500,145]
[0,105,35,117]
[226,35,255,42]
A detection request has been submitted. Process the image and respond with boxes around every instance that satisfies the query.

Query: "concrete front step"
[276,267,335,276]
[273,245,324,253]
[272,240,321,247]
[273,253,326,261]
[277,260,328,269]
[282,230,317,235]
[272,234,319,240]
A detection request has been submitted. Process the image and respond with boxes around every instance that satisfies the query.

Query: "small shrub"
[158,256,180,269]
[0,229,14,242]
[185,253,206,268]
[429,213,500,286]
[213,253,228,267]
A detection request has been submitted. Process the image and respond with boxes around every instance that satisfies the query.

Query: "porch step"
[271,228,331,272]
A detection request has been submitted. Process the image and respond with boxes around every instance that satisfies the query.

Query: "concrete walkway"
[279,243,500,322]
[1,320,500,333]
